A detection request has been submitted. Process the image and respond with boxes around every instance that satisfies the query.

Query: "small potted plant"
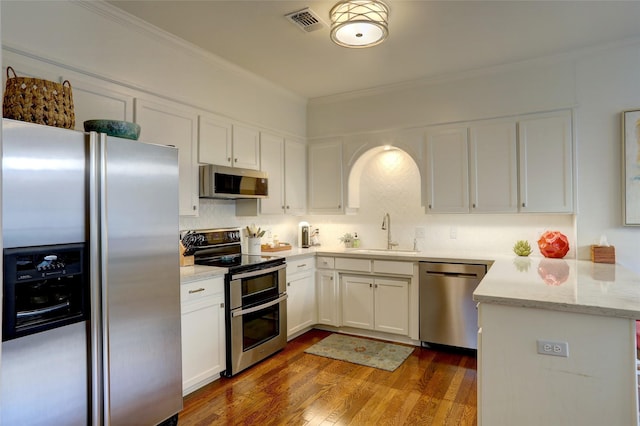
[339,232,354,248]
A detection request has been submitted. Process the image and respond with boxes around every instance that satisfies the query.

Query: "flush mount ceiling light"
[330,0,389,48]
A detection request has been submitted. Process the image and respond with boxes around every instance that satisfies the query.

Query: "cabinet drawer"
[373,260,414,276]
[335,257,372,272]
[287,257,314,274]
[181,277,224,303]
[316,256,335,269]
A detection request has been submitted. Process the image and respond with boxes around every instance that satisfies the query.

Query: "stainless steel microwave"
[199,165,268,199]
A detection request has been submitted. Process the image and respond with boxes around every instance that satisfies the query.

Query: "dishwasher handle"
[424,271,480,279]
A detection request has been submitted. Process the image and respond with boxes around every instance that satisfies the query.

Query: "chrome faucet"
[381,213,399,250]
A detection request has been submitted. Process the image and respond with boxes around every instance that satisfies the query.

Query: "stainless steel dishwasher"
[419,262,486,350]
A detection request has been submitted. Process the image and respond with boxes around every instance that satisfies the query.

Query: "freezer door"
[2,119,86,247]
[98,134,182,424]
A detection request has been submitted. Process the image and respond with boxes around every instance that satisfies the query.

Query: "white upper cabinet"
[469,121,518,213]
[425,126,470,213]
[198,114,260,170]
[198,113,232,166]
[232,124,260,170]
[259,132,307,215]
[308,140,344,214]
[259,131,285,214]
[134,98,199,216]
[518,110,573,213]
[68,75,134,132]
[284,138,307,214]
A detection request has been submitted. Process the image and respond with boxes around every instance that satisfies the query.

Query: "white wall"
[308,42,640,273]
[1,1,306,137]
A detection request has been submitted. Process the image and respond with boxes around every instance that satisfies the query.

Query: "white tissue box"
[590,245,615,264]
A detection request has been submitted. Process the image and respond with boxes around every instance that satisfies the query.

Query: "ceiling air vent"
[285,8,327,33]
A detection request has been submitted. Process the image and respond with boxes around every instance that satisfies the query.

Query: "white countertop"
[178,247,640,319]
[473,255,640,320]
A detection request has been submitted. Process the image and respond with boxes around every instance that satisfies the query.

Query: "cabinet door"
[425,127,469,213]
[284,139,307,214]
[260,131,285,214]
[469,121,518,213]
[518,110,573,213]
[135,98,199,216]
[232,124,260,170]
[199,113,232,167]
[341,275,374,330]
[308,140,343,214]
[286,272,316,337]
[181,278,225,395]
[69,75,134,132]
[316,270,339,326]
[374,278,409,335]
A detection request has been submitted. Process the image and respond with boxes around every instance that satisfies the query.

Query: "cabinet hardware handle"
[227,157,231,162]
[298,264,306,268]
[188,287,205,294]
[281,205,285,209]
[428,204,432,209]
[234,158,238,162]
[369,283,372,288]
[287,282,291,286]
[286,205,290,209]
[220,303,225,308]
[338,204,341,208]
[330,277,333,281]
[522,202,526,207]
[472,203,476,208]
[374,284,378,288]
[192,205,197,211]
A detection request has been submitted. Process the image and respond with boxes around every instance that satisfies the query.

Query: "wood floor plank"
[179,329,477,425]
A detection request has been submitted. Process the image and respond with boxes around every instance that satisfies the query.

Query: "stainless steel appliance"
[187,228,287,377]
[0,119,182,425]
[199,164,268,199]
[419,262,486,350]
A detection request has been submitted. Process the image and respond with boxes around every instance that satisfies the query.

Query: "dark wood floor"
[179,329,477,425]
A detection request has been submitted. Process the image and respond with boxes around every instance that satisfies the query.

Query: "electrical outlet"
[537,340,569,357]
[450,227,457,239]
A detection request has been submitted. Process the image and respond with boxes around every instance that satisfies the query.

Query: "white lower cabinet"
[316,269,339,326]
[180,276,225,396]
[286,257,316,338]
[341,275,409,336]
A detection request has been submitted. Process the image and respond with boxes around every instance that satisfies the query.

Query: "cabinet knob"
[192,205,197,211]
[330,277,333,281]
[227,157,231,162]
[234,158,238,163]
[522,202,526,208]
[369,283,372,288]
[220,303,224,309]
[281,205,285,209]
[472,203,476,208]
[338,204,341,208]
[287,282,291,286]
[428,204,432,209]
[286,205,290,209]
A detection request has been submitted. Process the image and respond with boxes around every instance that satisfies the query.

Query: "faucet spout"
[382,213,398,249]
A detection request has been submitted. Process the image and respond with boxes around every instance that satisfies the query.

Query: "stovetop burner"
[184,228,284,271]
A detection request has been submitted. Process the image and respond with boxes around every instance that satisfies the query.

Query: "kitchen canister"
[247,237,261,255]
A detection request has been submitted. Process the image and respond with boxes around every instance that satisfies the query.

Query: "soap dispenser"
[353,232,360,248]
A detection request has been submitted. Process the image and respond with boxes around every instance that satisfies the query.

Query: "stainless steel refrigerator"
[0,119,183,425]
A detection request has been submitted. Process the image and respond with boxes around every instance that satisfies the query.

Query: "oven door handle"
[230,263,286,281]
[16,300,70,319]
[231,294,288,318]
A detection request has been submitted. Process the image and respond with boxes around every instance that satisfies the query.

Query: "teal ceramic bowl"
[84,120,141,140]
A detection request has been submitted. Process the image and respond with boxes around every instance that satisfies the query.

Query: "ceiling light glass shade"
[330,0,389,48]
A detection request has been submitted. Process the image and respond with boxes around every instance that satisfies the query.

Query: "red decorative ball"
[537,231,570,258]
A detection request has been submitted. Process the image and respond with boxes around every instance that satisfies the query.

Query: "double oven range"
[185,228,287,377]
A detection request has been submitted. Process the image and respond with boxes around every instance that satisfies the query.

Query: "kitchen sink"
[349,248,420,255]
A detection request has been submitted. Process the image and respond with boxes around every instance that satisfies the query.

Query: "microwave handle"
[230,263,286,281]
[231,294,288,318]
[16,300,70,319]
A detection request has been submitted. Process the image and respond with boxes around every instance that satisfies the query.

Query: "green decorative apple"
[513,240,532,257]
